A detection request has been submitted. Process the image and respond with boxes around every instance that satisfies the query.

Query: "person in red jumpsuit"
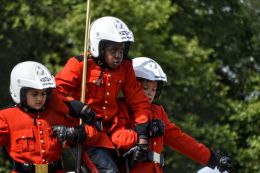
[54,16,151,173]
[0,61,96,173]
[111,57,232,173]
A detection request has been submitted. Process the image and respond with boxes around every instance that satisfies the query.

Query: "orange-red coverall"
[55,56,151,149]
[111,100,211,173]
[0,106,96,173]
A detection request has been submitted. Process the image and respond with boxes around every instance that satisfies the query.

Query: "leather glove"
[207,150,232,173]
[150,119,165,137]
[123,143,148,162]
[80,104,96,124]
[135,122,150,146]
[52,125,87,143]
[135,122,150,137]
[65,100,96,124]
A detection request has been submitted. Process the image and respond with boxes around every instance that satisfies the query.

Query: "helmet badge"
[148,60,158,70]
[114,19,131,40]
[35,65,53,85]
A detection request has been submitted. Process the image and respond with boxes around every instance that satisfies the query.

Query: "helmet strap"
[92,40,110,69]
[92,57,109,69]
[123,42,131,58]
[154,81,164,99]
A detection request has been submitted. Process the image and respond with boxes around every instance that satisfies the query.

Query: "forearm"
[164,125,210,165]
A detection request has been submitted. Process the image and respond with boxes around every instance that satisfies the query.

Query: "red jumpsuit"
[111,101,211,173]
[55,56,151,149]
[0,106,96,173]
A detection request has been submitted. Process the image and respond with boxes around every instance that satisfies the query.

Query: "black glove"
[52,125,87,143]
[207,150,232,173]
[65,100,96,124]
[123,143,148,162]
[80,104,96,124]
[150,119,165,137]
[135,122,150,144]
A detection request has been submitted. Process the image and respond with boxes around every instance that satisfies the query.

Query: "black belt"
[13,160,63,173]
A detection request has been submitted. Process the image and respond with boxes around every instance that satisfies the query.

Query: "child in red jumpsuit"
[54,16,151,173]
[0,61,96,173]
[111,57,232,173]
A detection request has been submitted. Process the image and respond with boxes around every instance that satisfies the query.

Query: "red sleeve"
[46,88,70,115]
[162,107,211,165]
[110,100,137,150]
[55,57,83,100]
[50,56,84,114]
[47,88,98,139]
[0,111,9,145]
[121,60,151,124]
[110,126,137,150]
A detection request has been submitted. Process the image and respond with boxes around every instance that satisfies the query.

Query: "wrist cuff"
[134,122,150,136]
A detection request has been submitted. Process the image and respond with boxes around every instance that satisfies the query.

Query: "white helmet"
[132,57,167,99]
[90,16,134,58]
[132,57,167,82]
[10,61,56,104]
[197,167,228,173]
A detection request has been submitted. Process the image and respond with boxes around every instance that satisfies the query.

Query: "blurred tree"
[0,0,259,172]
[0,0,77,107]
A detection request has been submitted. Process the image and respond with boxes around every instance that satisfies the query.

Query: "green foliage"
[0,147,12,172]
[0,0,76,107]
[228,100,260,172]
[0,0,259,172]
[160,35,229,119]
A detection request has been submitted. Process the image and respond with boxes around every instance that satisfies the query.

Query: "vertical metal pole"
[76,0,92,172]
